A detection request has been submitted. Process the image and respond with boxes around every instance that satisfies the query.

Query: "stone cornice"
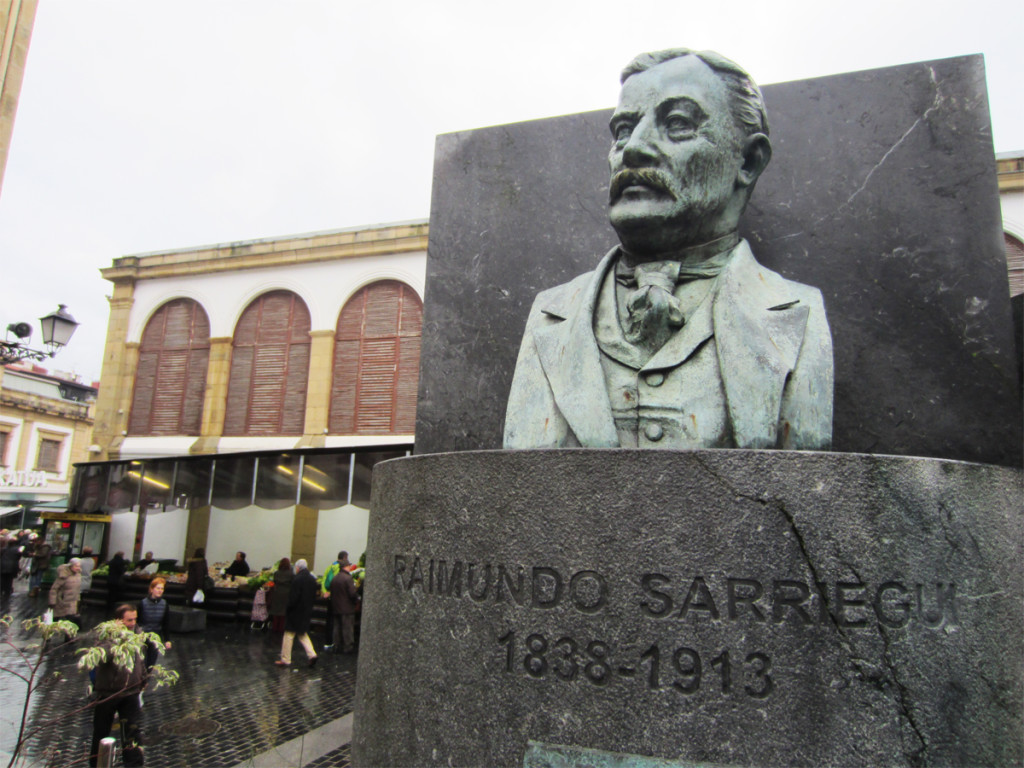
[100,221,429,283]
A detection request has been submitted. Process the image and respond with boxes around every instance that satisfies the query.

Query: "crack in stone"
[878,625,928,765]
[692,456,930,764]
[770,65,946,243]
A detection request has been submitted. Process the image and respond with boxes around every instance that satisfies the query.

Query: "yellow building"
[0,362,96,529]
[0,0,37,198]
[77,221,427,571]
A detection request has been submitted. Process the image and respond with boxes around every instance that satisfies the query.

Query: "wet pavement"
[0,582,355,767]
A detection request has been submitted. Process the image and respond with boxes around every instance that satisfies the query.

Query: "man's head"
[295,559,308,573]
[115,604,137,629]
[144,551,154,560]
[68,557,82,574]
[608,49,772,260]
[235,551,245,561]
[338,551,348,564]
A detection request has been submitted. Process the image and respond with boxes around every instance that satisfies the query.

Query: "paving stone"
[0,585,356,767]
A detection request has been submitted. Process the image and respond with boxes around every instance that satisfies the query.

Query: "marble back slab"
[415,54,1022,466]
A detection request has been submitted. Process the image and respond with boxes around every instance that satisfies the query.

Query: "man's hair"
[115,604,136,620]
[620,48,769,138]
[150,577,166,590]
[295,559,308,572]
[238,551,246,559]
[338,551,348,561]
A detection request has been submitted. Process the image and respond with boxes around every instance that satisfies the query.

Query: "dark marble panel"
[353,451,1023,766]
[416,55,1022,465]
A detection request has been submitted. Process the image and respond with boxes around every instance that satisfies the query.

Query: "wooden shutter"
[1007,234,1024,297]
[36,438,61,471]
[329,281,422,435]
[223,290,311,436]
[128,299,211,435]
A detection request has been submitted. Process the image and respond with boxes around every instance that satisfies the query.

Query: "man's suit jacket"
[503,240,833,450]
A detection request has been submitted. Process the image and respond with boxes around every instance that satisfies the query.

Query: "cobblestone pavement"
[0,582,355,768]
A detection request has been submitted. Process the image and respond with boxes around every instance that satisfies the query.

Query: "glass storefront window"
[299,452,351,510]
[350,451,404,508]
[211,456,257,510]
[172,459,213,510]
[75,464,110,513]
[138,460,174,511]
[255,453,301,509]
[107,463,142,511]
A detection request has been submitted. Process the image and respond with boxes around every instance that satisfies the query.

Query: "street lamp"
[1,304,79,366]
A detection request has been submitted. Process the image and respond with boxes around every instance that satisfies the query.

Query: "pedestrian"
[106,551,127,609]
[321,551,348,648]
[132,551,158,576]
[136,577,172,668]
[1,535,22,601]
[268,557,293,632]
[89,604,147,768]
[28,535,52,597]
[224,551,250,580]
[49,557,83,631]
[275,559,318,668]
[328,556,359,653]
[184,548,208,605]
[79,546,96,593]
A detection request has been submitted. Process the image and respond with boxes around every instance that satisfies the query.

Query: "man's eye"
[665,115,696,138]
[612,123,633,143]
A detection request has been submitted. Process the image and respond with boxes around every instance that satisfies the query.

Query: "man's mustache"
[609,168,676,203]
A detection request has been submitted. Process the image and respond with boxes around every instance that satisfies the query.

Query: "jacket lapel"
[533,247,620,447]
[714,243,810,448]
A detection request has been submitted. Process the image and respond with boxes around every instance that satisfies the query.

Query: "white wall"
[126,250,427,343]
[108,510,138,558]
[1002,187,1024,241]
[207,505,295,573]
[141,507,189,565]
[314,503,370,574]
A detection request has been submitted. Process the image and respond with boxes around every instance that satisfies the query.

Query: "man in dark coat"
[328,562,359,653]
[89,604,147,767]
[1,535,22,601]
[275,559,319,667]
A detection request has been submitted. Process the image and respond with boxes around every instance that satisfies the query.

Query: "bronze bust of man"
[504,49,833,450]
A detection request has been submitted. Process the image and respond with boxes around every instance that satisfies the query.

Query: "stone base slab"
[352,450,1022,767]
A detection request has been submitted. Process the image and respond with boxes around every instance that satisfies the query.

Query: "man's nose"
[621,118,658,167]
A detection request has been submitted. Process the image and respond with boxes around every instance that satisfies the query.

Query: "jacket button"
[644,372,665,387]
[644,423,664,441]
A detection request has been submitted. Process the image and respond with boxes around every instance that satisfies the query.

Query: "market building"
[73,221,427,572]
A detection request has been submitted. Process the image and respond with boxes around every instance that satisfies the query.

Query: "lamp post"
[0,305,79,366]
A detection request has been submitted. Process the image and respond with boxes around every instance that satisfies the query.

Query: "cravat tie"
[623,261,684,351]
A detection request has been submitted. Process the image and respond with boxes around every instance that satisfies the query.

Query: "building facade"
[0,0,37,197]
[998,151,1024,297]
[0,363,96,529]
[78,221,427,572]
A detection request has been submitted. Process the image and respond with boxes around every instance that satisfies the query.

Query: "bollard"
[97,736,115,768]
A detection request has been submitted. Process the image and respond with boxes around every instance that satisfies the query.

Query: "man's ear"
[737,133,771,188]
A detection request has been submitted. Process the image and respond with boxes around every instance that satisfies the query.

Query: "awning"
[0,506,25,517]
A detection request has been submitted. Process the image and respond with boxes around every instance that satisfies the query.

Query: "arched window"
[330,281,422,435]
[224,290,311,436]
[1006,233,1023,297]
[129,299,210,435]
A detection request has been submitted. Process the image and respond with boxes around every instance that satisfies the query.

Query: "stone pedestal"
[352,450,1022,767]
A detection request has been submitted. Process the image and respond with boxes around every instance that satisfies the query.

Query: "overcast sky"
[1,0,1021,382]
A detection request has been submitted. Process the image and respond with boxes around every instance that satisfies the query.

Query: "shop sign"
[0,469,49,488]
[40,512,112,523]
